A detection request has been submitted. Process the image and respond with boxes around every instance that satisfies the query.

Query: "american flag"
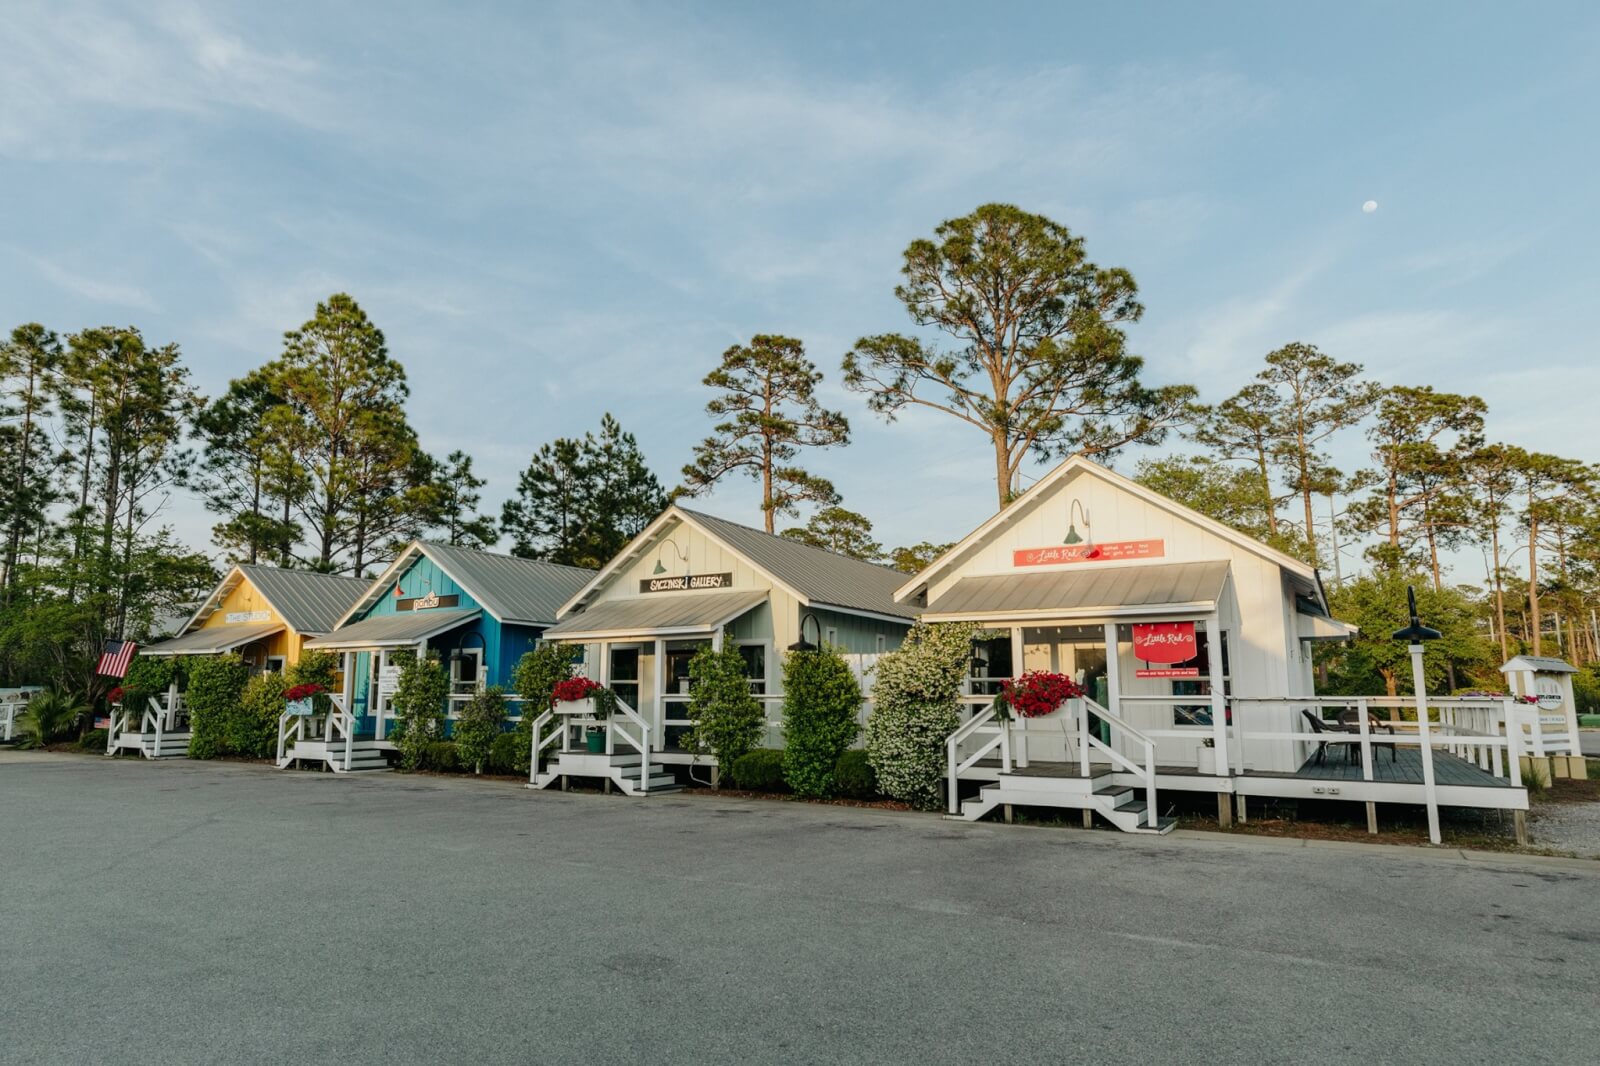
[96,640,137,678]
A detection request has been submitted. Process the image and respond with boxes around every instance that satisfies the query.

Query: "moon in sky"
[1362,200,1379,213]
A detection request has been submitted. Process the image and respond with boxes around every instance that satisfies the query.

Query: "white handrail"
[944,705,1011,814]
[275,709,302,767]
[526,707,562,781]
[1081,696,1158,828]
[605,698,653,788]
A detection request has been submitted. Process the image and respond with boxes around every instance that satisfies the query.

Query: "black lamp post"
[788,613,822,653]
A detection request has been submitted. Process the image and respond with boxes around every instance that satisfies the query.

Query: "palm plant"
[17,690,88,749]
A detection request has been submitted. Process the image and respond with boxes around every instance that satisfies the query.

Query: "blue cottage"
[303,541,595,749]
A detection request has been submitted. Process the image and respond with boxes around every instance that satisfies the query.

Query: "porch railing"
[945,704,1011,814]
[1080,696,1158,829]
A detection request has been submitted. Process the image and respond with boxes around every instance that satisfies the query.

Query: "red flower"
[282,683,328,701]
[107,687,125,704]
[551,677,604,706]
[1000,671,1085,718]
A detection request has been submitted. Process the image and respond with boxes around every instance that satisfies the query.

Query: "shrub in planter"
[681,636,765,779]
[390,652,450,771]
[453,686,508,774]
[487,731,523,775]
[863,622,979,810]
[781,646,862,798]
[511,643,577,771]
[186,654,249,760]
[729,748,787,791]
[832,749,878,799]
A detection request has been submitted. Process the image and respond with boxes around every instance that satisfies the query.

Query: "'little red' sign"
[1012,539,1165,567]
[1131,621,1197,664]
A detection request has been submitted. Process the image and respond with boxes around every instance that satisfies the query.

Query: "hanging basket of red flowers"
[550,676,604,707]
[106,687,126,705]
[999,671,1084,718]
[281,683,328,702]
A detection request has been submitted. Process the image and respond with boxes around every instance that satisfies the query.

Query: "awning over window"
[1297,612,1358,641]
[142,622,285,657]
[921,560,1232,622]
[542,590,768,642]
[304,609,480,650]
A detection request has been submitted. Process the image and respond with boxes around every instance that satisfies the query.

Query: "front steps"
[531,750,680,796]
[139,731,192,760]
[281,738,392,773]
[951,770,1176,834]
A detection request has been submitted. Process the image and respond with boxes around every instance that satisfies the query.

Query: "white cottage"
[533,505,917,793]
[904,455,1529,839]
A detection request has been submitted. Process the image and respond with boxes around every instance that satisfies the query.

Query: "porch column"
[1010,625,1026,768]
[1205,614,1229,776]
[710,629,723,652]
[1102,622,1122,716]
[342,651,357,739]
[165,678,179,730]
[653,638,667,752]
[1204,614,1233,828]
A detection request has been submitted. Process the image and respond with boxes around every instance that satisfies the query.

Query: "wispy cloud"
[32,257,160,312]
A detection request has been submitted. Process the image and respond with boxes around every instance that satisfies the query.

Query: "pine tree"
[781,506,883,561]
[682,334,849,532]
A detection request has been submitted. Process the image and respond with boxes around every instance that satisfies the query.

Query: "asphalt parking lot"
[3,751,1596,1066]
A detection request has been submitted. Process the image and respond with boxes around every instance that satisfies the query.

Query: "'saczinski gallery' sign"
[640,572,734,594]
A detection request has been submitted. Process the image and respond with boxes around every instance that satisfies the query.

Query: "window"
[1172,630,1230,727]
[737,643,767,695]
[450,648,483,695]
[824,627,838,648]
[967,632,1014,697]
[264,656,286,675]
[875,634,886,654]
[609,647,640,711]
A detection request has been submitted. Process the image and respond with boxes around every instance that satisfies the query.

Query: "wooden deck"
[1267,747,1512,789]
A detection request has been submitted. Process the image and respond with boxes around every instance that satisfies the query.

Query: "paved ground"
[3,753,1597,1066]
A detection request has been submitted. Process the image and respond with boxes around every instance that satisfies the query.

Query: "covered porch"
[287,608,481,772]
[108,621,285,759]
[537,589,777,780]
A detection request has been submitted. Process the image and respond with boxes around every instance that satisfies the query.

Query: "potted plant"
[282,682,327,718]
[998,671,1085,719]
[550,677,616,753]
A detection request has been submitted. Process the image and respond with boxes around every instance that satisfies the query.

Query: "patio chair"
[1337,709,1398,763]
[1301,709,1359,765]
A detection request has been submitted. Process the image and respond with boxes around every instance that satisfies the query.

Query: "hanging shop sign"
[1132,621,1199,678]
[1013,540,1165,568]
[640,572,734,594]
[396,591,460,612]
[224,610,272,624]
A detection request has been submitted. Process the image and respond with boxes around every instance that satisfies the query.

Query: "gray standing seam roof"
[143,621,286,656]
[675,508,918,620]
[542,590,769,639]
[236,566,371,635]
[418,542,596,625]
[304,609,482,649]
[924,560,1232,618]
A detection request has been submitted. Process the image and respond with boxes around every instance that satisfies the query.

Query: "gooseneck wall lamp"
[652,539,691,576]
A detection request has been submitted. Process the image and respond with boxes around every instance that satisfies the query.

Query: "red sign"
[1013,540,1165,567]
[1132,621,1197,664]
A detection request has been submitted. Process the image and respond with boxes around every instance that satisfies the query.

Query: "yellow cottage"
[109,566,370,758]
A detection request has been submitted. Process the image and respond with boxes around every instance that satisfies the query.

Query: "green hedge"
[729,748,787,791]
[780,647,862,798]
[488,731,523,775]
[186,654,250,760]
[832,749,878,799]
[453,686,507,774]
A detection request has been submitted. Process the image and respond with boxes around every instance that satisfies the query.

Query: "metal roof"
[674,508,918,620]
[392,542,594,625]
[1501,656,1578,673]
[142,621,285,657]
[305,609,481,650]
[542,589,769,641]
[922,560,1232,620]
[235,566,370,634]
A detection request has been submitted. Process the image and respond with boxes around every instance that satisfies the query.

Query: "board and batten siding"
[203,578,298,667]
[925,464,1309,770]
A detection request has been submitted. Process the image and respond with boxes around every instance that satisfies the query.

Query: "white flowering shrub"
[863,622,979,809]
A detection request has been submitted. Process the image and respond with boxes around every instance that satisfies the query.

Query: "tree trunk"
[1528,488,1541,656]
[1490,524,1508,661]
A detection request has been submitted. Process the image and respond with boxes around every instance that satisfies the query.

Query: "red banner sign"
[1132,621,1197,664]
[1012,539,1165,568]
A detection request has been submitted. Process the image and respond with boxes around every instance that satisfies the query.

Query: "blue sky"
[4,1,1597,574]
